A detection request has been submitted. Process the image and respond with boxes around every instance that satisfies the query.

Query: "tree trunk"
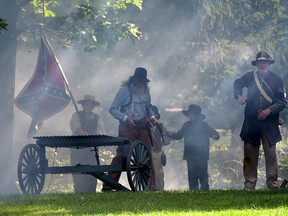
[0,0,19,194]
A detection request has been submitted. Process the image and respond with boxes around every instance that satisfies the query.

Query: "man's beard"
[258,68,269,74]
[132,84,145,94]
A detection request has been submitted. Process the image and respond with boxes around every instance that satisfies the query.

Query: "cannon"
[17,135,152,194]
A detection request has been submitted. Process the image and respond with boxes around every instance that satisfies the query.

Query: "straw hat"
[77,95,100,106]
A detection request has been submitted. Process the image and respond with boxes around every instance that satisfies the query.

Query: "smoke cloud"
[4,3,274,195]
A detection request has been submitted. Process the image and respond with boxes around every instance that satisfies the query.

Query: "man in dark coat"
[234,51,287,190]
[168,104,220,191]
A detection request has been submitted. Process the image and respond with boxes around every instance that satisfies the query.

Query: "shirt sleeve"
[170,122,186,140]
[205,122,220,140]
[70,112,81,135]
[146,91,154,119]
[96,115,105,135]
[269,78,287,114]
[234,72,250,99]
[109,86,130,122]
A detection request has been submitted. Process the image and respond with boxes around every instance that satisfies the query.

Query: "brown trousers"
[152,151,165,190]
[103,122,155,190]
[244,134,278,189]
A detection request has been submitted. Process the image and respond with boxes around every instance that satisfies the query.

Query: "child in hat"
[167,104,219,190]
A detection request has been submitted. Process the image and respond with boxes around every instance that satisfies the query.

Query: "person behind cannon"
[150,105,171,191]
[102,67,158,192]
[167,104,220,191]
[70,94,105,192]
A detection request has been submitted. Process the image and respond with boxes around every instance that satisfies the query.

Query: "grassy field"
[0,190,288,215]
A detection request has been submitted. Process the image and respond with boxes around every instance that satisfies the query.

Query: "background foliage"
[0,18,8,31]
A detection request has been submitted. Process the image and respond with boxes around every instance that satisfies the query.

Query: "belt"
[121,118,149,131]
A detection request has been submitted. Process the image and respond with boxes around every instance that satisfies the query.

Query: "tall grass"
[0,190,288,215]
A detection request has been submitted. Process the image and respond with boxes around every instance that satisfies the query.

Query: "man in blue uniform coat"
[234,51,287,189]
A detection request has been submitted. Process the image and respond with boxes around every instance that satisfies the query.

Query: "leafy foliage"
[32,0,58,17]
[141,0,288,131]
[0,18,7,32]
[28,0,143,50]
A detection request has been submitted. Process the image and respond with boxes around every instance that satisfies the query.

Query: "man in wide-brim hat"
[70,94,105,192]
[102,67,158,192]
[251,51,275,66]
[234,51,287,190]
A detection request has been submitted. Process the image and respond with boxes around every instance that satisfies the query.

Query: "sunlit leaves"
[123,22,142,39]
[44,0,142,50]
[107,0,143,10]
[32,0,58,17]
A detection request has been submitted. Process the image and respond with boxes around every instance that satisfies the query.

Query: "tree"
[0,0,143,195]
[0,0,21,195]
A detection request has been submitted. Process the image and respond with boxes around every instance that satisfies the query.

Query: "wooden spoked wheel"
[18,144,45,194]
[126,140,152,191]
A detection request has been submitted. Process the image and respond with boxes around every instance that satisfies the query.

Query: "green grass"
[0,190,288,215]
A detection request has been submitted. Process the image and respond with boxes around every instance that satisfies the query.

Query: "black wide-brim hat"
[77,95,101,106]
[130,67,150,83]
[251,51,275,66]
[182,104,205,119]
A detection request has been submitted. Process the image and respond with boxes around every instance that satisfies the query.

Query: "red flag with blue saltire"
[15,35,71,138]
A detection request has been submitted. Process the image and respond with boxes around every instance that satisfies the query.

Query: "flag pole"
[42,35,80,113]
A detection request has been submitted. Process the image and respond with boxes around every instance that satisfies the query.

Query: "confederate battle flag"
[15,35,71,138]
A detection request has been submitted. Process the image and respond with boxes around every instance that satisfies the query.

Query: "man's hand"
[126,116,136,127]
[150,116,158,126]
[167,131,174,137]
[258,108,271,120]
[237,95,246,105]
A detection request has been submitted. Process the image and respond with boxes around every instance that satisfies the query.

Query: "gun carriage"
[17,135,152,194]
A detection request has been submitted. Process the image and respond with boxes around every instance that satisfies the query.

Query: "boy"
[168,104,219,190]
